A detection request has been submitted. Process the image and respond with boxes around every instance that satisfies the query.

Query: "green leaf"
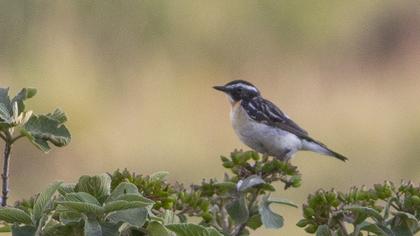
[58,183,75,195]
[21,113,71,153]
[0,208,33,225]
[391,211,418,235]
[57,201,104,215]
[115,193,154,204]
[32,181,62,223]
[162,210,180,225]
[259,195,284,229]
[150,171,169,181]
[101,222,120,236]
[84,216,102,236]
[11,225,37,236]
[103,200,151,213]
[75,174,111,203]
[237,175,265,192]
[64,192,101,205]
[147,221,174,236]
[354,222,389,236]
[0,88,12,123]
[166,224,223,236]
[0,225,11,232]
[12,88,37,115]
[59,211,82,224]
[46,108,67,124]
[316,225,331,236]
[345,206,383,223]
[107,182,139,202]
[246,214,262,230]
[106,208,148,227]
[267,197,298,208]
[226,195,249,224]
[213,182,237,192]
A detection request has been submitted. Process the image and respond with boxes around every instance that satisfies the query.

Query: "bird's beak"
[213,85,229,93]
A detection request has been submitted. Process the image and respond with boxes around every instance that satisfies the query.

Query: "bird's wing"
[242,97,310,139]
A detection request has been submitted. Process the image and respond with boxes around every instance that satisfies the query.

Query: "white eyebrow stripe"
[226,84,259,93]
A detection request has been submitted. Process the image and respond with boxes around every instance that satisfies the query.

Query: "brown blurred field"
[1,1,420,235]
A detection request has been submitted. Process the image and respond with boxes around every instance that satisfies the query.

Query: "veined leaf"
[84,216,102,236]
[21,114,71,153]
[107,182,139,202]
[104,200,151,213]
[115,193,154,204]
[0,208,33,225]
[57,201,104,215]
[147,221,174,236]
[32,181,62,223]
[106,208,148,227]
[166,224,223,236]
[75,174,111,204]
[64,192,101,206]
[58,183,76,195]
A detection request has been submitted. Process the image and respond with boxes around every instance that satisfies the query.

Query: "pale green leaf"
[259,195,284,229]
[166,224,223,236]
[0,208,33,225]
[150,171,169,181]
[345,206,383,222]
[107,182,139,202]
[57,201,104,215]
[75,174,111,203]
[226,195,249,224]
[147,221,175,236]
[32,181,62,223]
[12,88,37,115]
[64,192,101,206]
[46,108,67,124]
[21,114,71,153]
[106,208,148,227]
[237,175,265,192]
[11,225,36,236]
[103,200,151,213]
[84,216,102,236]
[354,222,389,236]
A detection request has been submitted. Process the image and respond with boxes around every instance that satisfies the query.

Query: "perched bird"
[213,80,347,162]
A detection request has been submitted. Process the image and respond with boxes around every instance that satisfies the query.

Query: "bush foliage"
[0,87,418,236]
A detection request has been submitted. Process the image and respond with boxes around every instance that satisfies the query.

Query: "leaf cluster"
[0,87,70,153]
[297,181,420,236]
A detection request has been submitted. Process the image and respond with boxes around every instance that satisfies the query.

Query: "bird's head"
[213,80,260,104]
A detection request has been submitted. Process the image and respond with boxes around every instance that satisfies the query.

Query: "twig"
[10,134,24,144]
[0,133,6,142]
[1,142,11,207]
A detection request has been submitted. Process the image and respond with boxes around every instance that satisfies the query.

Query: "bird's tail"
[302,139,348,162]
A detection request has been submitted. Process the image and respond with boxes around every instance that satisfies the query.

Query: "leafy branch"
[297,181,420,236]
[0,87,71,206]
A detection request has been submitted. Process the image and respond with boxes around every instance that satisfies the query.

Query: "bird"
[213,80,348,162]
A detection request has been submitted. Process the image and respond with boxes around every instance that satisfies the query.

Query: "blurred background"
[1,1,420,235]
